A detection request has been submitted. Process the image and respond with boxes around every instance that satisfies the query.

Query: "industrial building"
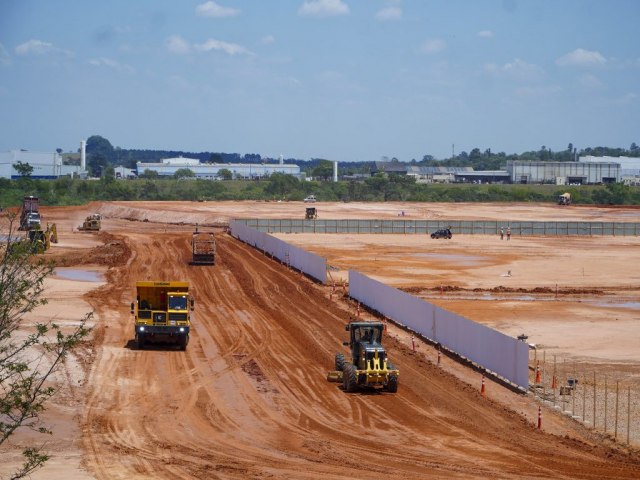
[136,157,302,179]
[506,160,620,185]
[580,156,640,185]
[0,149,87,179]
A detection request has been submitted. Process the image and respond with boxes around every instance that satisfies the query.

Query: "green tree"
[217,168,232,180]
[85,135,114,161]
[174,168,195,180]
[13,161,34,178]
[265,172,300,199]
[311,160,334,181]
[0,213,91,479]
[138,169,159,179]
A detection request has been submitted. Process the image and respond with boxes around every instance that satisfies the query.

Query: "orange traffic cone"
[481,375,486,396]
[535,362,541,384]
[551,375,557,389]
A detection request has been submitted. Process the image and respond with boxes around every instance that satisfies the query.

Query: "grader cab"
[329,321,399,393]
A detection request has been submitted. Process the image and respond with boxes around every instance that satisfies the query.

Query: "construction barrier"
[348,270,529,390]
[229,220,327,283]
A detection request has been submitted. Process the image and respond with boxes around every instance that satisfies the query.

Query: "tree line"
[2,173,639,208]
[73,135,639,178]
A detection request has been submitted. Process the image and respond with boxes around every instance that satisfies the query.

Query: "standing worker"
[500,227,504,240]
[506,226,511,241]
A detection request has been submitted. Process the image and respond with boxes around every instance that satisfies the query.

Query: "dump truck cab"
[131,281,193,350]
[305,207,317,220]
[333,321,399,393]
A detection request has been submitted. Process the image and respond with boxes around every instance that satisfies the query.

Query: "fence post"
[627,387,631,445]
[593,371,596,430]
[604,376,608,433]
[582,372,587,423]
[615,380,619,439]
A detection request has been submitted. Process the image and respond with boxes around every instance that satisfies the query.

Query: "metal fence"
[530,351,637,445]
[235,219,640,236]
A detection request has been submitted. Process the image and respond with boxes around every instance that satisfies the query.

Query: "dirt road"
[3,201,640,479]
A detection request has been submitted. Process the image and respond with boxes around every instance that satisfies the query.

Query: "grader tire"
[335,353,345,372]
[343,363,358,393]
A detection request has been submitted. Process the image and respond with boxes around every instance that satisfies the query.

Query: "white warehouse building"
[0,149,87,179]
[136,157,301,179]
[507,160,620,185]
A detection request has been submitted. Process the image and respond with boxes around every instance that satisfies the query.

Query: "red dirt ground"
[1,201,639,479]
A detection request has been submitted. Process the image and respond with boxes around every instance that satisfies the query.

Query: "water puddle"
[591,301,640,310]
[54,268,104,282]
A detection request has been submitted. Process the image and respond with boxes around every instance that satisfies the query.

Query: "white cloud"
[0,43,10,66]
[556,48,606,67]
[420,39,446,55]
[166,35,252,56]
[166,35,192,54]
[195,39,253,56]
[298,0,350,18]
[15,39,74,58]
[579,73,603,89]
[477,30,493,38]
[195,1,240,18]
[89,57,134,74]
[375,6,402,21]
[261,35,276,45]
[484,58,544,81]
[502,58,543,80]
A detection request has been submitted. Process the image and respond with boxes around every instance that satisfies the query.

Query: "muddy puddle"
[54,268,104,282]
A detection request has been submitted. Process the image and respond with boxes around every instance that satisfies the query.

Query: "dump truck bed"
[191,232,216,265]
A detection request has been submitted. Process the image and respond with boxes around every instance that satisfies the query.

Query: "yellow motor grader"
[328,321,399,393]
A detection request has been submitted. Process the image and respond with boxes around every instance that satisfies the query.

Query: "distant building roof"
[407,166,473,174]
[372,161,408,173]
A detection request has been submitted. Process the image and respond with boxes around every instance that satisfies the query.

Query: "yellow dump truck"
[131,281,193,350]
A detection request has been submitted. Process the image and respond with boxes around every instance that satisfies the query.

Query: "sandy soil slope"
[1,201,639,479]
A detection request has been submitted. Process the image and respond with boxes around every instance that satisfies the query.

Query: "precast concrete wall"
[236,218,640,236]
[349,270,529,389]
[229,220,327,283]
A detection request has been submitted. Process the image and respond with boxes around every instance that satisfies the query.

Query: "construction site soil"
[1,201,640,479]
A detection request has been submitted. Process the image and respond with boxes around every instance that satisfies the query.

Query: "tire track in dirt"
[78,223,640,479]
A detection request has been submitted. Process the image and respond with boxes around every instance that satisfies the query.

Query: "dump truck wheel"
[136,334,145,350]
[179,334,189,351]
[335,353,345,372]
[387,373,398,393]
[343,363,357,393]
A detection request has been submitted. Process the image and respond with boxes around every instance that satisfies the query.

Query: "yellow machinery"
[22,223,57,253]
[305,207,318,220]
[329,321,399,393]
[190,228,216,265]
[78,213,101,231]
[131,281,193,350]
[558,193,572,205]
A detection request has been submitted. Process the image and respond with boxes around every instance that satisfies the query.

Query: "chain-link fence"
[529,350,638,445]
[237,219,640,236]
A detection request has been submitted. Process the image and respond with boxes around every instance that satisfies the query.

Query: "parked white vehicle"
[304,195,317,203]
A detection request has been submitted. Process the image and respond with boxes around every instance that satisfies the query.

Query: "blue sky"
[1,0,638,162]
